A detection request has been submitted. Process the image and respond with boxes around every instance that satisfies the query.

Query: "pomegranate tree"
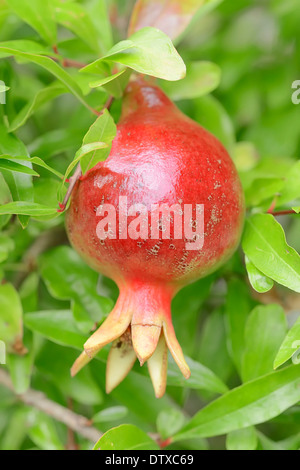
[66,78,245,397]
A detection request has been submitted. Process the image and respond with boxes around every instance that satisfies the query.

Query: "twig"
[50,55,87,70]
[66,398,80,450]
[267,196,298,217]
[268,209,297,216]
[0,369,102,444]
[51,46,87,70]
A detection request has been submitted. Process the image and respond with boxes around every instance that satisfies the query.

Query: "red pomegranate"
[66,78,244,397]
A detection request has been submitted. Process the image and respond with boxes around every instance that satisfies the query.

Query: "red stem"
[159,437,172,449]
[268,209,298,216]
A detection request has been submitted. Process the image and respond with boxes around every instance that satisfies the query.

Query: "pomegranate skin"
[66,79,245,397]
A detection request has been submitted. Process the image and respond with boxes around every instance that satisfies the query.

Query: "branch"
[267,209,298,216]
[51,46,87,69]
[0,369,102,444]
[266,197,298,217]
[50,55,87,70]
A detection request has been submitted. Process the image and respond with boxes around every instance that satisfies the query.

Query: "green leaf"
[274,317,300,369]
[24,310,87,350]
[61,141,108,191]
[28,410,64,450]
[0,201,58,216]
[173,364,300,442]
[0,157,39,176]
[277,161,300,206]
[93,406,128,424]
[0,39,51,56]
[0,127,33,227]
[0,283,24,353]
[1,154,64,179]
[245,255,274,293]
[242,213,300,293]
[0,45,93,112]
[0,83,9,92]
[172,275,214,357]
[36,343,103,406]
[157,409,186,440]
[0,174,12,229]
[161,61,221,100]
[245,177,284,207]
[258,430,300,451]
[8,82,66,133]
[80,109,116,174]
[225,278,251,375]
[241,304,287,382]
[233,142,259,172]
[89,69,128,89]
[193,95,235,152]
[72,302,95,333]
[94,424,160,450]
[1,407,28,450]
[6,0,57,45]
[89,68,132,98]
[85,0,113,54]
[226,426,258,450]
[29,128,82,160]
[198,307,234,383]
[7,332,36,394]
[82,27,186,81]
[0,234,14,263]
[39,246,112,325]
[167,356,228,394]
[54,0,100,53]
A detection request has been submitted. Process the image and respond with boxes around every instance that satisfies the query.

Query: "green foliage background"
[0,0,300,450]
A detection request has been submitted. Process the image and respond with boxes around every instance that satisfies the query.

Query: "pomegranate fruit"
[66,78,244,398]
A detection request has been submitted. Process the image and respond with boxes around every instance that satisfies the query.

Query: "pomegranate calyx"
[71,281,190,398]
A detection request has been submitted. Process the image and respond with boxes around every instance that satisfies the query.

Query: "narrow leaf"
[245,255,274,293]
[0,45,92,112]
[0,158,39,176]
[0,201,58,216]
[6,0,57,45]
[226,426,258,450]
[82,27,186,81]
[173,364,300,442]
[274,317,300,369]
[241,304,287,381]
[161,61,221,100]
[94,424,159,450]
[242,213,300,293]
